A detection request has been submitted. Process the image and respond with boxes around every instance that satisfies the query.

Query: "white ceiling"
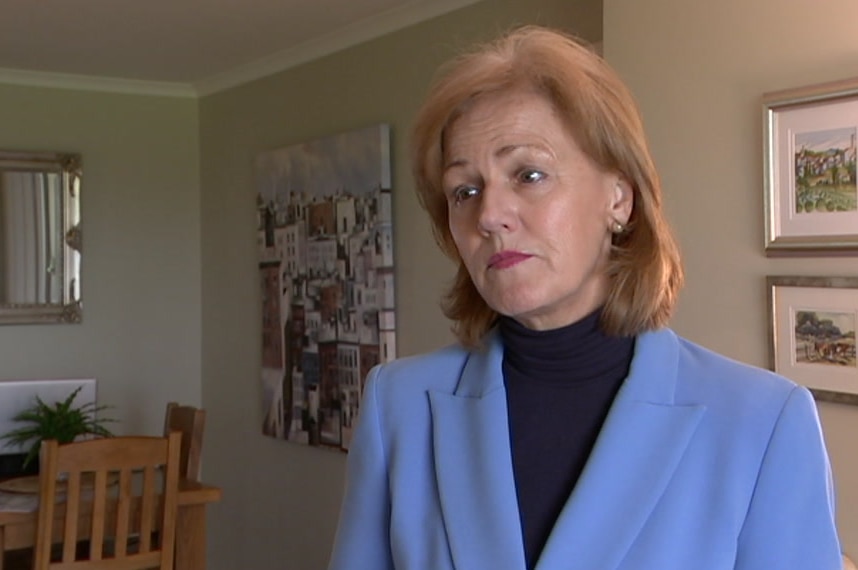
[0,0,480,97]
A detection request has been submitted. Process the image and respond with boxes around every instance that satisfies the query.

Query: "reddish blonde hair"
[411,25,683,347]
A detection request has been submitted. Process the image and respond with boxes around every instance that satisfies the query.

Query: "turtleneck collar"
[499,307,635,384]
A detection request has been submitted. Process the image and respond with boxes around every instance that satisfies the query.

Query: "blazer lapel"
[430,332,527,570]
[536,329,706,570]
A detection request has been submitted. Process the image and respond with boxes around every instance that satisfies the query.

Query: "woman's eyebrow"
[496,142,553,159]
[443,157,469,171]
[445,142,552,170]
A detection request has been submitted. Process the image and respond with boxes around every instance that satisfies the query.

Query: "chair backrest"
[34,432,181,570]
[163,402,206,481]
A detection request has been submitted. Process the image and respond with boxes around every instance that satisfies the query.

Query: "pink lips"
[487,250,532,269]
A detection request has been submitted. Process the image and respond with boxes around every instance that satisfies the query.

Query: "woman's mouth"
[488,250,532,269]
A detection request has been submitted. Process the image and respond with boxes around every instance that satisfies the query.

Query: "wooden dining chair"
[33,432,181,570]
[163,402,206,482]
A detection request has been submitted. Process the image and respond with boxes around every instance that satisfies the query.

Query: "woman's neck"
[499,308,634,383]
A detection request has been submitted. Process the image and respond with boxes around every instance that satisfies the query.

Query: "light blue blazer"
[328,328,841,569]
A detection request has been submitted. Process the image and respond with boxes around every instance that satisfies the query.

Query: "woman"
[328,26,840,570]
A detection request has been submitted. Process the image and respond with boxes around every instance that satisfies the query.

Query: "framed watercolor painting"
[767,276,858,405]
[763,77,858,254]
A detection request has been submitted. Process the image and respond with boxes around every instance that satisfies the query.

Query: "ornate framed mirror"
[0,151,81,324]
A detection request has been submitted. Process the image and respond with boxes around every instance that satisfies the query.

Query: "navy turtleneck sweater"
[500,309,635,570]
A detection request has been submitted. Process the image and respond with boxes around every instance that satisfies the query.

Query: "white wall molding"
[193,0,482,96]
[0,67,195,98]
[0,0,481,98]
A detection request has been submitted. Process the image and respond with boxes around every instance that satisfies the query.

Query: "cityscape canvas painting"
[255,124,396,450]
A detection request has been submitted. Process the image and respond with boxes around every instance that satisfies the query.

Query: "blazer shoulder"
[672,333,802,409]
[369,342,472,395]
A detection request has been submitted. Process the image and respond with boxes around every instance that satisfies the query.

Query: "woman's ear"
[609,177,634,225]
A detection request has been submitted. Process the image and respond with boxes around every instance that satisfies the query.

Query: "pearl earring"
[611,220,625,234]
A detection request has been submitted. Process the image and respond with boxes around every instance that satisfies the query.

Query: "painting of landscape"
[794,309,857,367]
[793,127,858,214]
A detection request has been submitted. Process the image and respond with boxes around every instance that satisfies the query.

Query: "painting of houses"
[793,127,858,214]
[255,124,395,451]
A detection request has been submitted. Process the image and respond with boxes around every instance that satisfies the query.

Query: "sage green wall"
[0,84,201,434]
[605,0,858,556]
[199,1,600,568]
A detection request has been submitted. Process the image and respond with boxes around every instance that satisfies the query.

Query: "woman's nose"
[476,183,517,235]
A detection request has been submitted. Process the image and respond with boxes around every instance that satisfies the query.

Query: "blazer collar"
[429,330,524,570]
[429,328,705,570]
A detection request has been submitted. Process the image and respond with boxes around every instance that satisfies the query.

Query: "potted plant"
[0,386,115,470]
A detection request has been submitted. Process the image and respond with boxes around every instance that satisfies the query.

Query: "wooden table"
[0,479,221,570]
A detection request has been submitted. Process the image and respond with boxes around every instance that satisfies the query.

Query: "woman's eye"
[518,169,545,184]
[451,185,479,204]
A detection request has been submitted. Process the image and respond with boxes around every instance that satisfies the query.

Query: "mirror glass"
[0,151,81,324]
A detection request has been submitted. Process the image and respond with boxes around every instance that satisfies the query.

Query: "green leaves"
[0,386,116,468]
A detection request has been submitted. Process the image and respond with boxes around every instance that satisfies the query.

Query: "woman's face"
[442,88,632,331]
